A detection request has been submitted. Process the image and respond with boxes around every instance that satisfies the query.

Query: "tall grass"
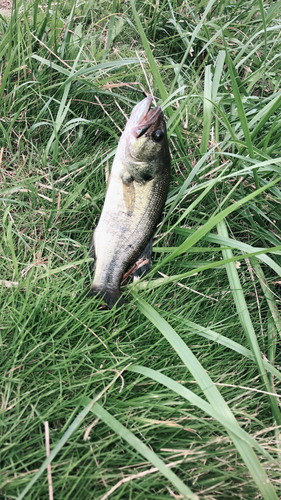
[1,0,281,498]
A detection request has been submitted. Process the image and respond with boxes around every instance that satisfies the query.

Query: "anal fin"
[132,238,153,280]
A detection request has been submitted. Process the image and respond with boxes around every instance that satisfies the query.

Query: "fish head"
[119,96,170,183]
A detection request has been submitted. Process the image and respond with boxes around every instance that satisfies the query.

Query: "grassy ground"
[1,0,281,498]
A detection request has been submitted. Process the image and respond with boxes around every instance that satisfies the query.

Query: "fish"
[88,95,171,308]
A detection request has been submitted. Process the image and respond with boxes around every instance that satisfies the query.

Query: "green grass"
[1,0,281,498]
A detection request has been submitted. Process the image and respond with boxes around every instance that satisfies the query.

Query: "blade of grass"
[252,260,281,339]
[0,46,17,100]
[17,370,125,500]
[32,54,143,81]
[129,0,167,103]
[43,46,83,163]
[217,219,281,425]
[36,0,52,43]
[60,3,75,59]
[200,65,212,154]
[268,316,278,368]
[128,365,272,459]
[169,0,217,96]
[174,227,281,276]
[164,145,221,223]
[132,244,281,292]
[102,0,117,62]
[200,51,226,154]
[37,257,93,280]
[225,50,261,195]
[6,220,19,277]
[134,296,278,500]
[171,316,281,381]
[80,396,198,500]
[152,176,280,273]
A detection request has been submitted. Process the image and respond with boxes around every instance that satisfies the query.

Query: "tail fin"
[87,285,125,309]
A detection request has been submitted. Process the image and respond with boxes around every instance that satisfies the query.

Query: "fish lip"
[128,96,163,138]
[134,107,162,138]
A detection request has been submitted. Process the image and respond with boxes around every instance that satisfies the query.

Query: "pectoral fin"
[122,174,135,216]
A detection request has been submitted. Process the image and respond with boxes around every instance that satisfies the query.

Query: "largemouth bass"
[89,95,171,308]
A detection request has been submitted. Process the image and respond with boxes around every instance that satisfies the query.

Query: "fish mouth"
[129,96,163,138]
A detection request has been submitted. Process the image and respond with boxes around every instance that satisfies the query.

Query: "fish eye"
[152,130,164,142]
